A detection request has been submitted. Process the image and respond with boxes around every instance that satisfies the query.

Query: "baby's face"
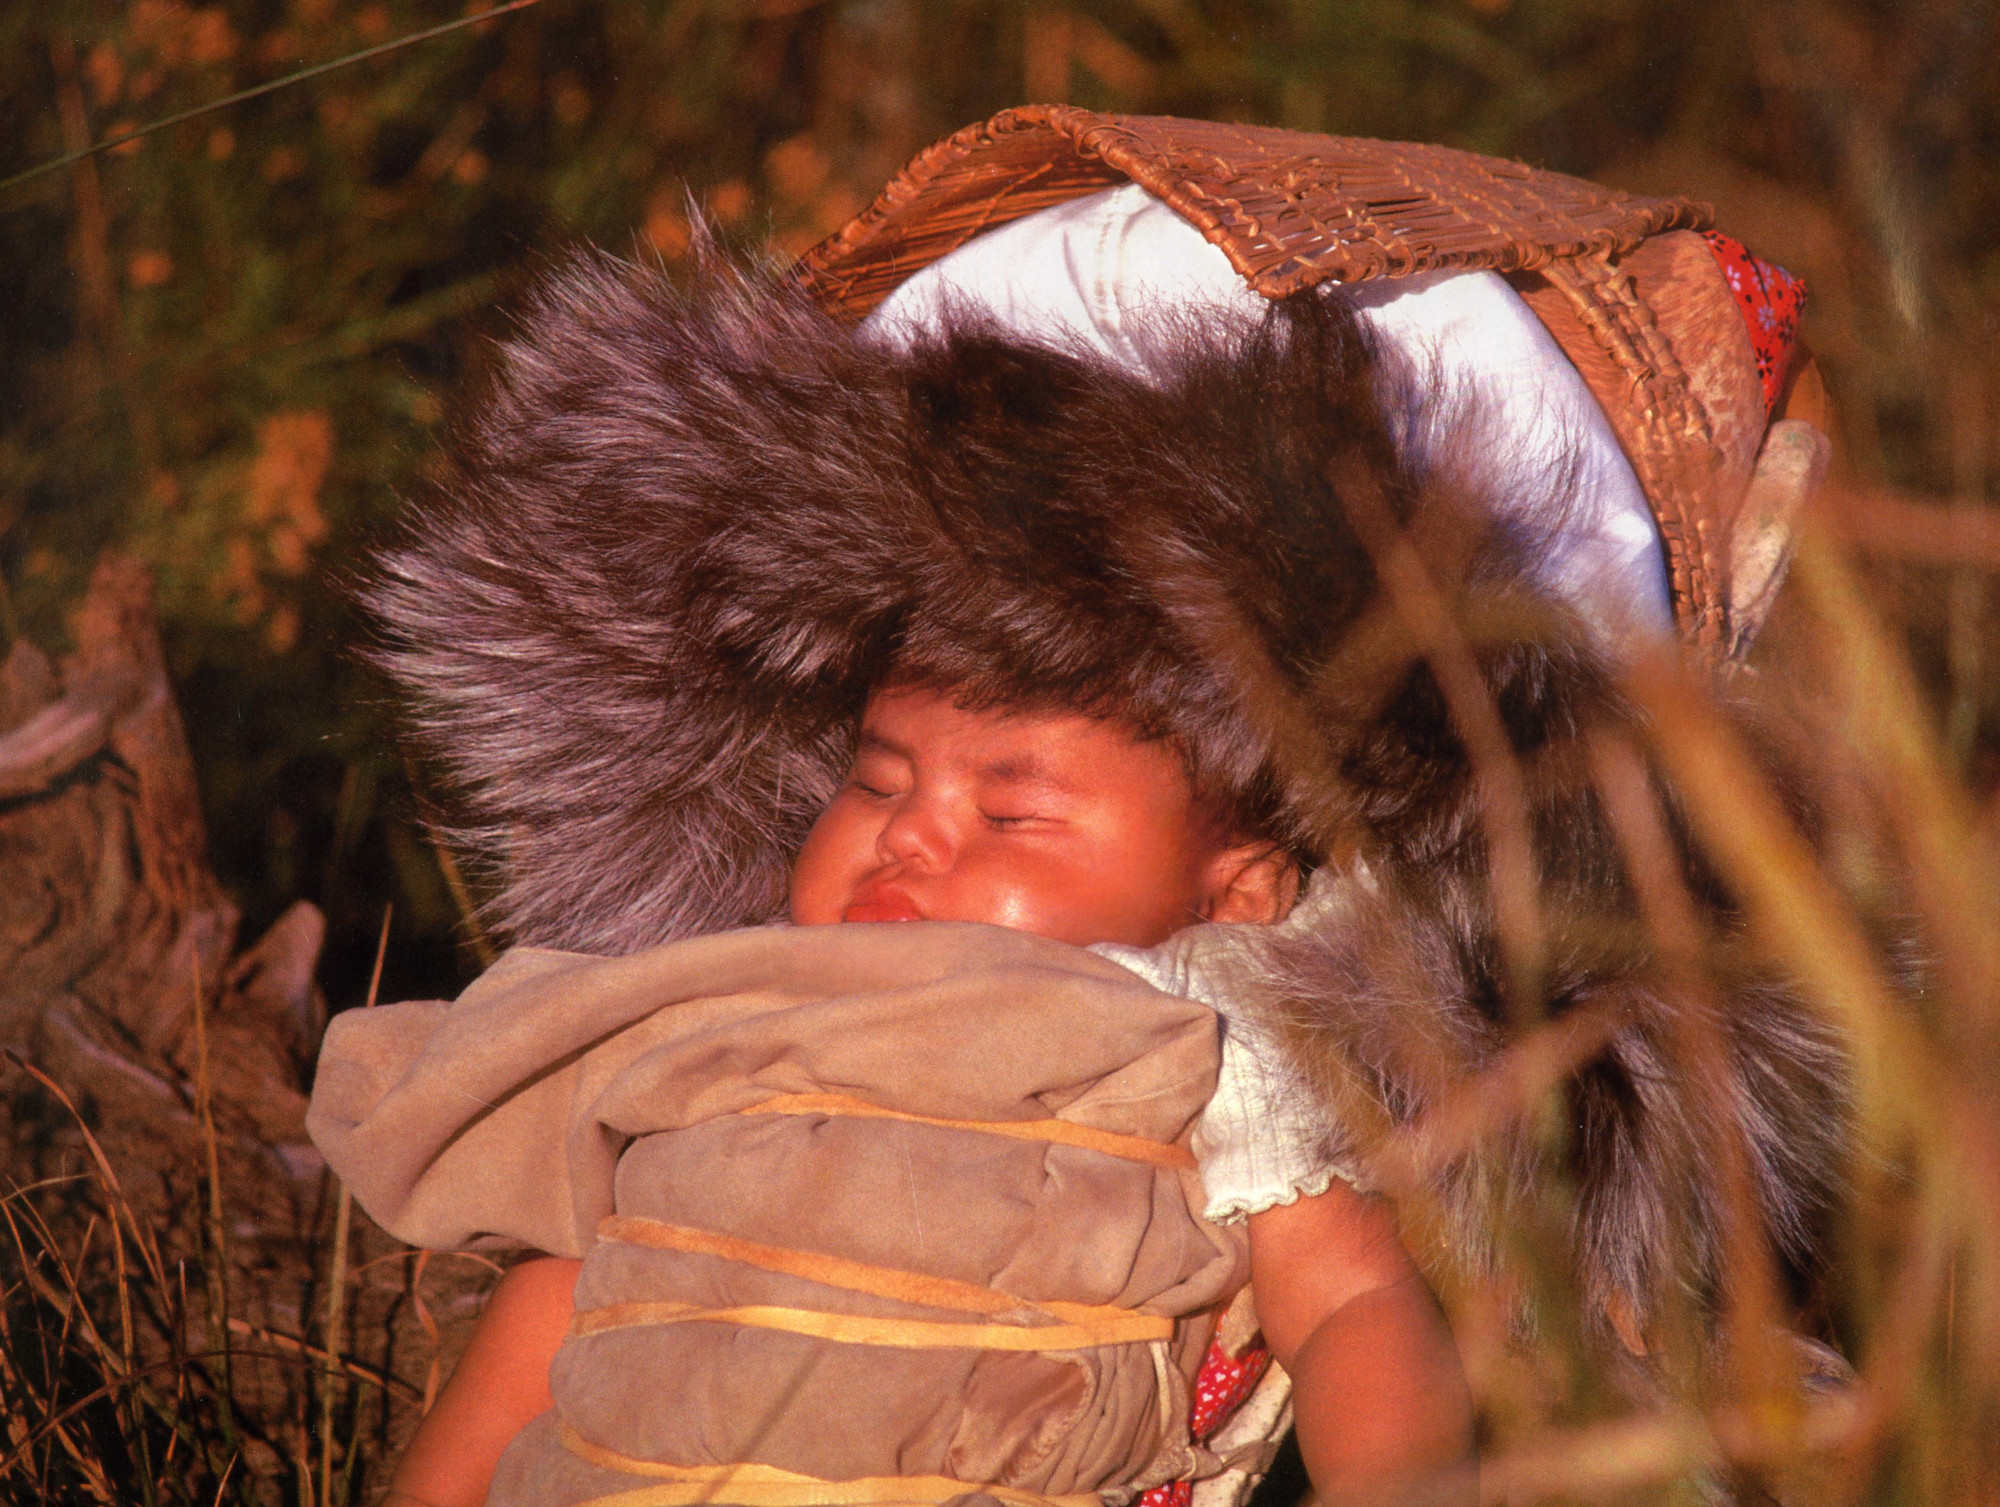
[788,686,1246,949]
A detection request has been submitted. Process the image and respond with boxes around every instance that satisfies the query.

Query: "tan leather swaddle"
[309,923,1250,1507]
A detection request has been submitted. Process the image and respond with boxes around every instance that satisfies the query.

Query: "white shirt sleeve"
[1092,887,1364,1224]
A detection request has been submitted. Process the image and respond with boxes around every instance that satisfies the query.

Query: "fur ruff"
[367,249,1851,1364]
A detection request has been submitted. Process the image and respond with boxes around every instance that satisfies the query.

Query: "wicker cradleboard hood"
[794,106,1828,660]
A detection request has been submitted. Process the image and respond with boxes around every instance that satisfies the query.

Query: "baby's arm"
[1248,1184,1474,1507]
[383,1255,581,1507]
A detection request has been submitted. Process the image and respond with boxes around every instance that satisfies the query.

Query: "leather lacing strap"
[559,1422,1103,1507]
[742,1091,1197,1170]
[581,1215,1174,1349]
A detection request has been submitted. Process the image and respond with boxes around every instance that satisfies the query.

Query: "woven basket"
[795,106,1826,659]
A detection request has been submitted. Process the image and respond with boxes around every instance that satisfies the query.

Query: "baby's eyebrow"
[977,752,1080,795]
[853,729,909,759]
[853,727,1079,795]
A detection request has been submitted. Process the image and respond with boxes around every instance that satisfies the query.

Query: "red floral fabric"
[1701,230,1808,416]
[1188,1338,1273,1437]
[1136,1337,1275,1507]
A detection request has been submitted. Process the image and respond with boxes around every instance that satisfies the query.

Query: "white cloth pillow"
[862,183,1673,645]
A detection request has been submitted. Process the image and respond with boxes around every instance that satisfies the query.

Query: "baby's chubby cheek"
[785,863,834,927]
[785,819,856,928]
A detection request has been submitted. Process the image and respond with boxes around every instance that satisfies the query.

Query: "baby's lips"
[842,885,924,923]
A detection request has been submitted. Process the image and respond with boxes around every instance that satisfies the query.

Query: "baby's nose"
[877,799,950,869]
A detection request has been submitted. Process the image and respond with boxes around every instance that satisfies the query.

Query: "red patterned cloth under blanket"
[1138,1338,1275,1507]
[1702,230,1808,414]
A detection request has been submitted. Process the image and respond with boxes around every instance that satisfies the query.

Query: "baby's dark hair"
[840,293,1447,877]
[874,660,1296,857]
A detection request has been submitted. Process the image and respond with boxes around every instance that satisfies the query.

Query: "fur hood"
[369,249,1581,952]
[367,249,1850,1365]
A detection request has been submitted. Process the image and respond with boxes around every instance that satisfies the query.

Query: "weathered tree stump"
[0,553,323,1143]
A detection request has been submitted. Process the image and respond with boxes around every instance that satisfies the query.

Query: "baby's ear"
[1201,843,1301,926]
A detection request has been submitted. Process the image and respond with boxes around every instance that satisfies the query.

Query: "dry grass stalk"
[315,908,389,1507]
[190,962,239,1462]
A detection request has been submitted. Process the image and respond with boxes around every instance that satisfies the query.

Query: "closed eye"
[980,810,1045,829]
